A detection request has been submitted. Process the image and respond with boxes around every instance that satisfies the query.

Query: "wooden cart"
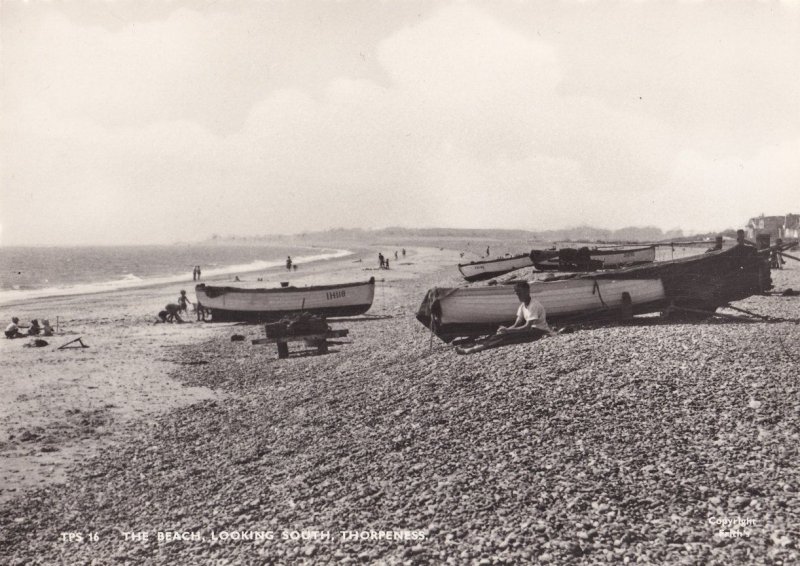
[252,328,350,359]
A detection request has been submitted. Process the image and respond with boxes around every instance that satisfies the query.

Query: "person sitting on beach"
[177,290,193,314]
[5,317,25,339]
[456,281,556,355]
[27,319,41,336]
[41,319,54,336]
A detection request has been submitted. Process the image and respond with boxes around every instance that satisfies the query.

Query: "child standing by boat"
[177,290,193,315]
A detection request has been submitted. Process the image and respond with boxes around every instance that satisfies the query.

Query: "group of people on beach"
[286,256,298,271]
[5,317,54,339]
[192,265,202,281]
[378,249,405,270]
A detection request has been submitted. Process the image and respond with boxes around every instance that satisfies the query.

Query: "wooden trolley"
[252,328,350,359]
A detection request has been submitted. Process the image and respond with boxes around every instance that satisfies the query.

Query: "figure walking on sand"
[286,256,293,270]
[456,281,556,355]
[378,253,385,268]
[402,248,406,257]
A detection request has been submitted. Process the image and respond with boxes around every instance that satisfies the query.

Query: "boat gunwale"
[457,252,535,269]
[588,245,656,257]
[196,277,375,295]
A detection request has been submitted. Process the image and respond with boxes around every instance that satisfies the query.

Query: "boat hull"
[458,254,536,282]
[196,278,375,322]
[419,244,770,341]
[533,246,656,271]
[594,246,656,268]
[419,278,666,340]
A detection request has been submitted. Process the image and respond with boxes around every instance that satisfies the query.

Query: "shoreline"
[0,245,354,308]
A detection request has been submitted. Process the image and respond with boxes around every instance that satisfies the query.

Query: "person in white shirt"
[456,281,556,354]
[5,317,25,339]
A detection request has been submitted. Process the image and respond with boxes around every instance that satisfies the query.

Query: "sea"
[0,244,350,306]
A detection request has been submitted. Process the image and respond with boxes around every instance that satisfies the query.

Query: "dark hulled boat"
[418,244,770,341]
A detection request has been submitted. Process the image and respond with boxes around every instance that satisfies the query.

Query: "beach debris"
[783,288,798,296]
[18,430,41,442]
[57,337,89,349]
[230,334,245,342]
[23,339,49,348]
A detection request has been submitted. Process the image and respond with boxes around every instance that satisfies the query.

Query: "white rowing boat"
[195,278,375,322]
[418,278,666,340]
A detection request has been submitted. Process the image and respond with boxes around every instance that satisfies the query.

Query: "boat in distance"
[531,245,656,271]
[195,277,375,322]
[458,246,656,281]
[458,253,539,282]
[420,244,770,341]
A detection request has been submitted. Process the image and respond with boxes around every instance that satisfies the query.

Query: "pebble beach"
[1,242,798,564]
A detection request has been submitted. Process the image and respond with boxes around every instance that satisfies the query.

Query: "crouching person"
[155,303,184,324]
[5,317,25,339]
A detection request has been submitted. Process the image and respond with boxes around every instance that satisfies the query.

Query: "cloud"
[667,137,800,231]
[2,2,798,245]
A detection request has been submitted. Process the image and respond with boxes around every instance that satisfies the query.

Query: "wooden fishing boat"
[532,245,656,271]
[458,253,543,282]
[418,278,666,340]
[196,278,375,322]
[418,244,770,341]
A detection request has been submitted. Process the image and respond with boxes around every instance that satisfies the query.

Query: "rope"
[592,279,608,309]
[723,304,800,324]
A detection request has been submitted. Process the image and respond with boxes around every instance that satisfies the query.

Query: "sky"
[1,0,798,246]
